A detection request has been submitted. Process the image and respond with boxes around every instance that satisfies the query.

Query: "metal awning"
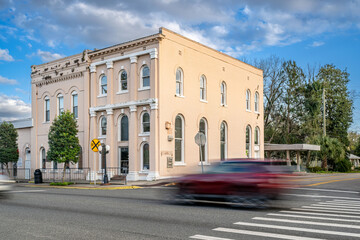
[349,154,360,160]
[264,143,320,151]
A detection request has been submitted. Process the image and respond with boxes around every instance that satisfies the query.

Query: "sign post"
[98,143,110,185]
[90,138,100,185]
[195,132,206,173]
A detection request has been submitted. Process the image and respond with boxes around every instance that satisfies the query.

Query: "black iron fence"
[0,168,31,181]
[40,168,90,183]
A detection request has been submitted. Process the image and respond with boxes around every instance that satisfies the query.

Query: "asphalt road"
[2,173,360,239]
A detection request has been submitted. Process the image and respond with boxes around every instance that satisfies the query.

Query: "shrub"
[307,166,323,172]
[334,159,352,172]
[50,182,74,186]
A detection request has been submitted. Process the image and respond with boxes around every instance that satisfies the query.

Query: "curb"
[24,185,142,190]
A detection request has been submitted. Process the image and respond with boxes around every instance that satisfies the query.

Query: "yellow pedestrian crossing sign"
[91,138,101,152]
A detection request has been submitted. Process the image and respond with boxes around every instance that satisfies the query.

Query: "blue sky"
[0,0,359,132]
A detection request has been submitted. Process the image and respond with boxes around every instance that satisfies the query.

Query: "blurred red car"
[173,159,293,207]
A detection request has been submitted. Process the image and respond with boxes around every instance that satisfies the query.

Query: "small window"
[72,91,78,119]
[41,148,46,169]
[246,125,252,158]
[221,82,226,106]
[200,75,207,101]
[100,75,107,95]
[176,68,183,96]
[199,118,208,162]
[100,116,107,136]
[175,115,184,163]
[255,127,260,145]
[246,89,251,111]
[142,143,150,171]
[53,161,58,170]
[45,96,50,122]
[120,70,128,91]
[142,112,150,133]
[142,65,150,88]
[220,121,227,160]
[57,94,64,115]
[120,115,129,141]
[255,92,259,112]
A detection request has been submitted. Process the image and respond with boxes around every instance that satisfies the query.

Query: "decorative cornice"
[130,56,138,64]
[106,61,113,69]
[35,72,83,87]
[89,109,96,117]
[150,48,158,59]
[150,98,158,110]
[129,105,137,112]
[106,108,113,115]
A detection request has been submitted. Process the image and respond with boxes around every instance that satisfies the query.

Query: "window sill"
[97,95,107,98]
[200,99,208,103]
[138,87,150,91]
[116,90,129,95]
[138,133,150,137]
[43,121,50,124]
[246,109,252,113]
[221,104,228,107]
[174,162,186,166]
[138,170,149,174]
[98,136,106,140]
[254,111,260,114]
[198,162,211,166]
[175,94,185,98]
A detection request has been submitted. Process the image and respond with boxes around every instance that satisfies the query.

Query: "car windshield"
[206,162,265,174]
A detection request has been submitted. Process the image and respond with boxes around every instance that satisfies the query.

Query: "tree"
[314,135,346,170]
[47,111,80,182]
[0,122,19,175]
[355,136,360,157]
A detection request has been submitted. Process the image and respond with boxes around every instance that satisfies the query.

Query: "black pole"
[102,143,109,184]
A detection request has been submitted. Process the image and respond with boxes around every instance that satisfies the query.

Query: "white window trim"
[199,118,208,163]
[57,94,64,116]
[175,94,185,98]
[71,91,78,119]
[254,92,260,113]
[140,142,150,172]
[119,70,128,93]
[40,147,46,169]
[246,125,252,158]
[220,122,228,160]
[99,116,107,137]
[246,89,251,111]
[221,82,227,106]
[176,68,184,97]
[141,111,150,134]
[44,96,50,123]
[99,75,107,97]
[139,65,150,90]
[200,75,207,101]
[116,90,129,95]
[174,115,185,165]
[118,115,129,142]
[200,99,208,103]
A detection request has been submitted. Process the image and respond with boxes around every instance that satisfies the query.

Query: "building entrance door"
[25,148,31,180]
[118,147,129,174]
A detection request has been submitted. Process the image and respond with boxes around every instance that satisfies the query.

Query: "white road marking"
[319,202,360,207]
[280,210,360,219]
[213,227,325,240]
[291,207,360,215]
[331,200,360,203]
[302,206,360,212]
[284,193,360,200]
[268,213,360,222]
[290,188,359,194]
[10,190,46,193]
[233,221,360,237]
[189,235,234,240]
[254,217,360,229]
[311,204,360,209]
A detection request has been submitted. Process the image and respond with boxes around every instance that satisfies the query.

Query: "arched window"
[246,125,252,158]
[175,115,184,163]
[141,65,150,88]
[176,68,183,96]
[100,75,107,95]
[40,148,46,169]
[200,75,207,101]
[142,142,150,171]
[255,91,259,112]
[254,127,260,158]
[57,93,64,115]
[221,82,226,106]
[142,112,150,133]
[119,70,128,92]
[100,116,107,136]
[72,91,78,119]
[199,118,208,162]
[44,96,50,122]
[246,89,251,111]
[220,121,227,160]
[120,115,129,141]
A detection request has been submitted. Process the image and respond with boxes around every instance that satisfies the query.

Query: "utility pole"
[323,87,326,136]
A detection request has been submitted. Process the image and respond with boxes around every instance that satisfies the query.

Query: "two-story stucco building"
[15,28,263,181]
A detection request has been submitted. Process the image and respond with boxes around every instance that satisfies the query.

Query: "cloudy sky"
[0,0,359,131]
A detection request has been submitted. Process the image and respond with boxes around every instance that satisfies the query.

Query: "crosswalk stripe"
[311,204,360,209]
[281,210,360,218]
[213,227,325,240]
[302,206,360,212]
[268,213,360,222]
[290,188,359,194]
[254,217,360,229]
[284,193,360,200]
[189,234,234,240]
[319,202,360,207]
[233,221,360,237]
[331,200,360,203]
[292,207,360,215]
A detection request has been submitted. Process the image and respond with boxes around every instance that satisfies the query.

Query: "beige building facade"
[16,28,264,181]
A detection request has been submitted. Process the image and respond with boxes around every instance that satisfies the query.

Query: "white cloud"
[15,88,29,95]
[0,75,18,85]
[311,41,325,47]
[0,48,14,61]
[32,49,65,62]
[0,94,31,121]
